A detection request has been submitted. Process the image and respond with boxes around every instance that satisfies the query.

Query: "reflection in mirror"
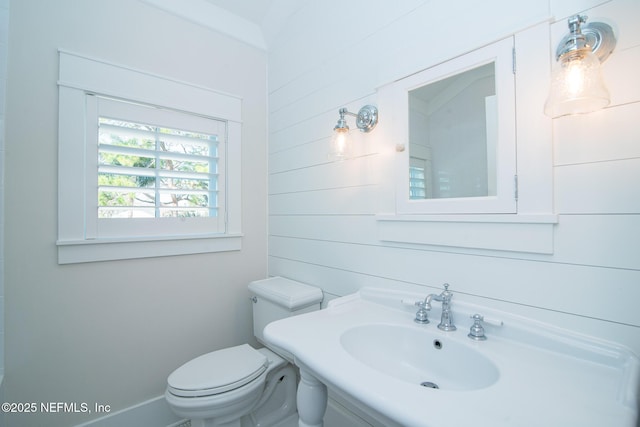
[409,62,496,200]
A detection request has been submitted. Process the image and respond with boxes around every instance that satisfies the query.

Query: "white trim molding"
[73,395,184,427]
[377,214,558,254]
[57,50,243,263]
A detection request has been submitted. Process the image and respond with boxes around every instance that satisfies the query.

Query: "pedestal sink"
[341,324,498,391]
[264,287,639,427]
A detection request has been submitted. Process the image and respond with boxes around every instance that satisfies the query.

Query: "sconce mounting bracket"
[556,19,616,63]
[355,105,378,133]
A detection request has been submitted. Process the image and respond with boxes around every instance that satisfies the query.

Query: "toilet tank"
[249,277,323,346]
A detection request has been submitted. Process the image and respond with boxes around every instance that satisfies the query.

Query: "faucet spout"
[436,283,456,331]
[424,293,436,306]
[413,283,456,329]
[427,293,443,303]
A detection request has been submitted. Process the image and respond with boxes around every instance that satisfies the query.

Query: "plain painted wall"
[0,0,8,386]
[268,0,640,356]
[4,1,267,426]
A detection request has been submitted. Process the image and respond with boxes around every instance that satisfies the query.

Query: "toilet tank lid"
[249,277,323,310]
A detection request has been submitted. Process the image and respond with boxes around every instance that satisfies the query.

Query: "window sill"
[57,234,242,264]
[376,214,557,254]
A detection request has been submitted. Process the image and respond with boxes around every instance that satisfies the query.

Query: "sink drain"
[420,381,439,389]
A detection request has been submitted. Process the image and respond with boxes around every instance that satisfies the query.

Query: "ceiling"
[203,0,277,27]
[142,0,298,49]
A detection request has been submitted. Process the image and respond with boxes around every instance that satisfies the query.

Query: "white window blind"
[97,105,220,220]
[409,157,428,200]
[89,96,226,239]
[98,118,219,218]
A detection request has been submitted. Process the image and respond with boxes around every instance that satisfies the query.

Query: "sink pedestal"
[297,367,327,427]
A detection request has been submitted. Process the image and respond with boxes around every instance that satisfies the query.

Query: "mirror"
[408,62,496,200]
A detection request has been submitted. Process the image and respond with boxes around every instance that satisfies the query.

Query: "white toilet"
[165,277,323,427]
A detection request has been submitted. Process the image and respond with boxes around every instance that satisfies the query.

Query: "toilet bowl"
[165,277,323,427]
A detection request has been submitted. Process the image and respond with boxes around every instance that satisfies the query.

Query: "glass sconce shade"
[328,105,378,161]
[544,48,610,118]
[328,127,351,160]
[544,15,616,118]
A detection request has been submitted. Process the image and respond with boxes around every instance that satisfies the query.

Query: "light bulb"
[544,48,610,118]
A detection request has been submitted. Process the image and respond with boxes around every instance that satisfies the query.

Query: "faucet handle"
[414,299,431,324]
[415,299,431,310]
[468,314,488,341]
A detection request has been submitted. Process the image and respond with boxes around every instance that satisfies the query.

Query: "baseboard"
[72,389,384,427]
[74,395,185,427]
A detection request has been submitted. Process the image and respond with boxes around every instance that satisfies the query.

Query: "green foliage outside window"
[98,119,217,219]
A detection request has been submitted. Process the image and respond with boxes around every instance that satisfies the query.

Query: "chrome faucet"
[414,283,456,331]
[434,283,456,331]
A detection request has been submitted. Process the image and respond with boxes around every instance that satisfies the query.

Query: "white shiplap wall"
[268,0,640,354]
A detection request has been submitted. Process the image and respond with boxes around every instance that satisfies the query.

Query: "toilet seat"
[167,344,268,398]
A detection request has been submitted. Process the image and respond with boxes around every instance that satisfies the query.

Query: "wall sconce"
[328,105,378,160]
[544,14,616,118]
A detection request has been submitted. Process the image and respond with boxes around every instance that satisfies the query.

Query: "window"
[98,103,221,221]
[57,51,242,263]
[409,157,428,199]
[91,96,226,238]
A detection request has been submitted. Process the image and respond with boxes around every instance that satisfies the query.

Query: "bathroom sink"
[264,287,640,427]
[340,324,498,390]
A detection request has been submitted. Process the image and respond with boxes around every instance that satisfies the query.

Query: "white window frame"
[57,50,242,263]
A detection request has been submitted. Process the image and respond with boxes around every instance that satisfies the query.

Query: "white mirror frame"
[390,37,516,215]
[376,23,557,255]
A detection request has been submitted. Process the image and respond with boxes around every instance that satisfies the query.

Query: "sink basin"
[340,324,499,390]
[264,287,640,427]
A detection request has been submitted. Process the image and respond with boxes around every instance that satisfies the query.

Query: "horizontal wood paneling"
[269,214,640,271]
[269,236,640,326]
[267,0,428,92]
[267,0,640,353]
[269,186,380,215]
[555,158,640,214]
[269,0,549,95]
[269,215,377,245]
[269,155,380,195]
[549,0,611,21]
[269,95,377,155]
[270,76,374,133]
[604,44,640,107]
[268,255,640,354]
[269,130,379,175]
[554,101,640,166]
[553,214,640,270]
